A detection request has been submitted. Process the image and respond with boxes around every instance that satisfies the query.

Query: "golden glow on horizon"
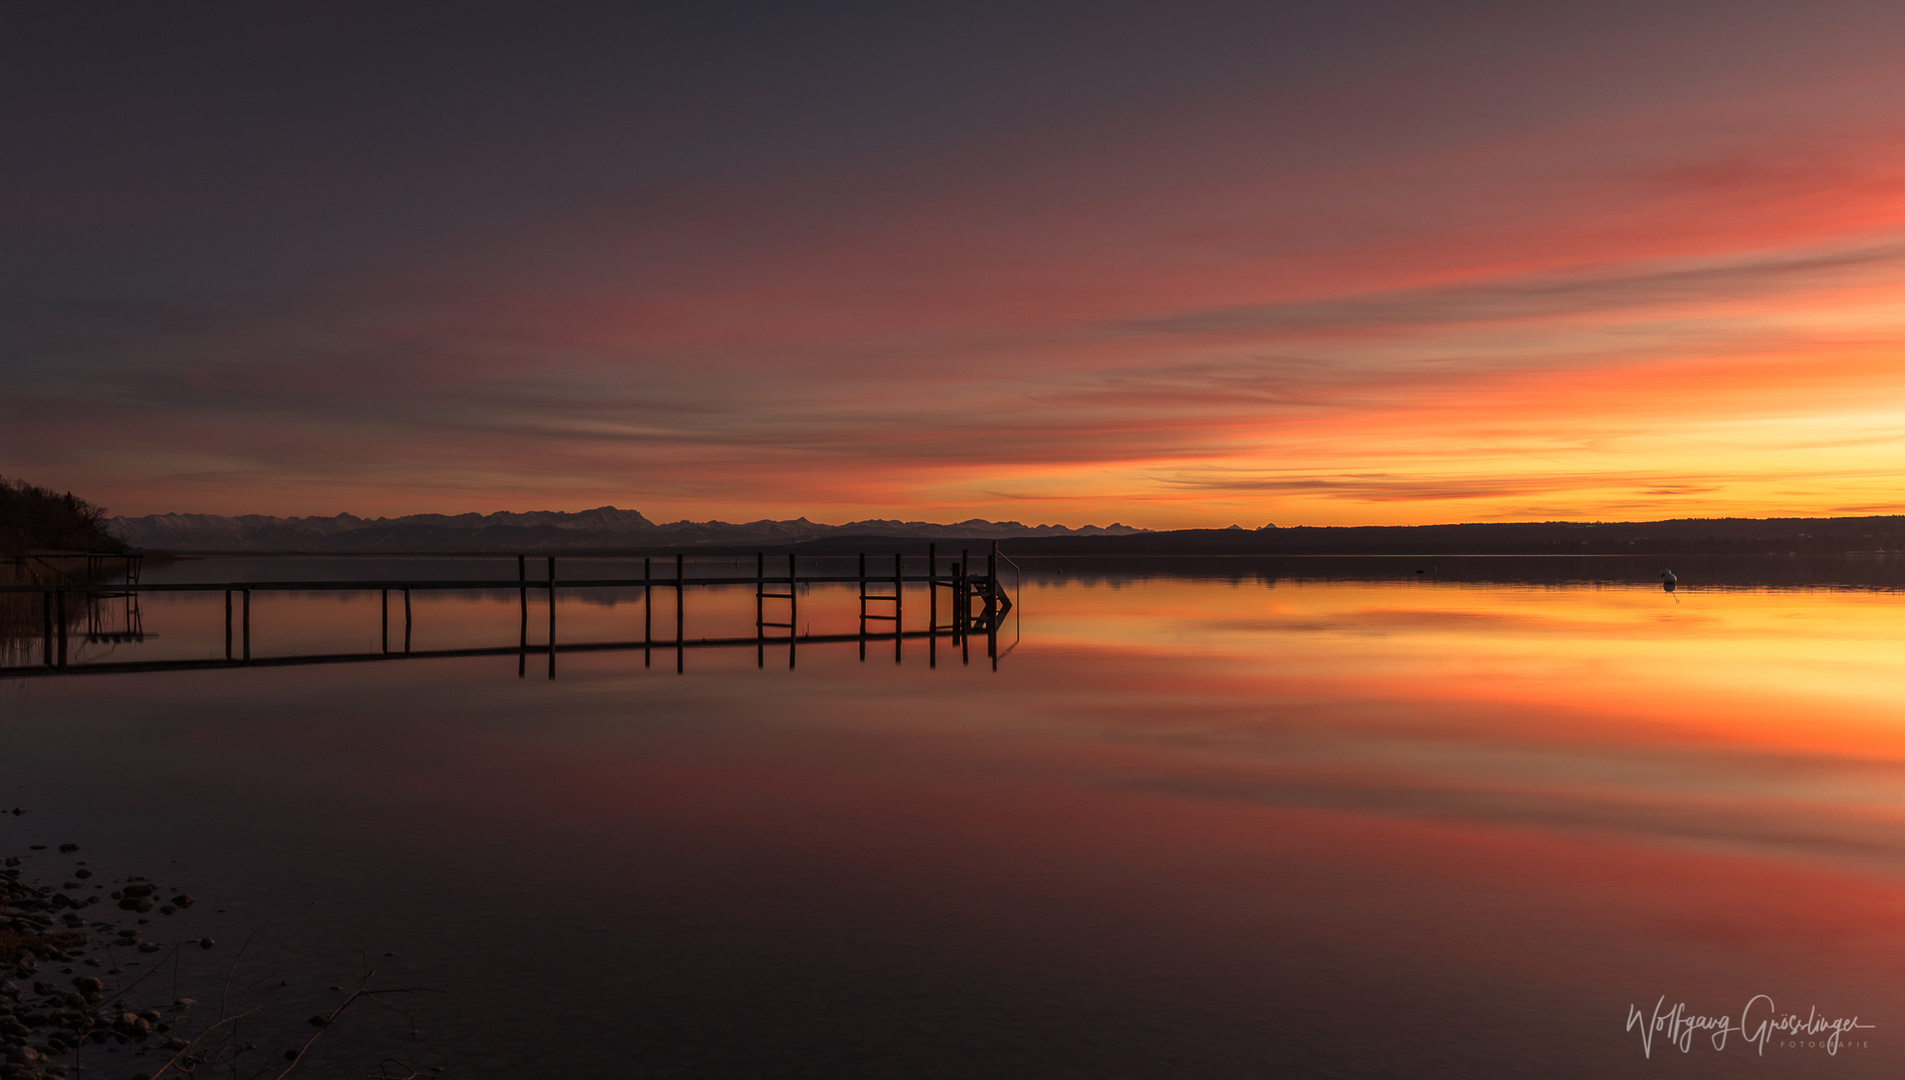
[14,8,1905,528]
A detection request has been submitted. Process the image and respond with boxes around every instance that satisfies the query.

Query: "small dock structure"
[0,542,1018,680]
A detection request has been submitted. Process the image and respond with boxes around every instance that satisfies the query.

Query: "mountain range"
[105,507,1152,553]
[98,507,1905,557]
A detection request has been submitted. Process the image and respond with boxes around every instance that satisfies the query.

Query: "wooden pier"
[0,542,1016,680]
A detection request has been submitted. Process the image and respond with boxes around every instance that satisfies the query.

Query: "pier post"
[42,590,53,667]
[55,589,66,668]
[858,552,867,661]
[242,588,251,663]
[928,542,937,669]
[960,549,971,665]
[643,557,652,668]
[675,553,684,674]
[756,551,765,668]
[547,557,557,680]
[518,555,527,677]
[403,588,412,655]
[894,552,903,664]
[788,552,798,670]
[381,589,389,654]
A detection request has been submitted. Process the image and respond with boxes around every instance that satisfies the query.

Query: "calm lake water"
[4,555,1903,1077]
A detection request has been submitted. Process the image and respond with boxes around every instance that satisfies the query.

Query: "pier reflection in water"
[2,555,1903,1077]
[1,552,145,666]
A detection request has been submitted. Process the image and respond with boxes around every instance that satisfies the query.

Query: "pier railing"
[0,542,1017,679]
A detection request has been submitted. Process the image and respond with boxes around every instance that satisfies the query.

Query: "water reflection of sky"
[3,562,1901,1077]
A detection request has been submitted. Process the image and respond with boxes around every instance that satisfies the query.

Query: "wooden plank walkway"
[0,543,1017,679]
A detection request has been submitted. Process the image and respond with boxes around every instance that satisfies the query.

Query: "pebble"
[0,861,208,1077]
[1,855,425,1077]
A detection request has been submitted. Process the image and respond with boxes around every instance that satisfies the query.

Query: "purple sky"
[7,2,1905,526]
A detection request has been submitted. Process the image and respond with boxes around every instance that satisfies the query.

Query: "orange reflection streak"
[101,573,1905,1042]
[158,573,1905,896]
[1029,578,1905,759]
[378,649,1905,1000]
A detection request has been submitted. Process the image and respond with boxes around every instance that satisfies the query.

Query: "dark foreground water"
[4,555,1904,1077]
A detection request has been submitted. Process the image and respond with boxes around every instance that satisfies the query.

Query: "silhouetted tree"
[0,476,126,555]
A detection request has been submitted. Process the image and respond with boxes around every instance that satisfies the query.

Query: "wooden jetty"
[0,542,1016,680]
[2,549,145,584]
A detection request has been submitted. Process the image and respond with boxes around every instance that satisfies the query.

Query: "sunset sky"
[5,1,1905,528]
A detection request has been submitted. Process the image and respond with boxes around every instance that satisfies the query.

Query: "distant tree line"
[0,476,126,555]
